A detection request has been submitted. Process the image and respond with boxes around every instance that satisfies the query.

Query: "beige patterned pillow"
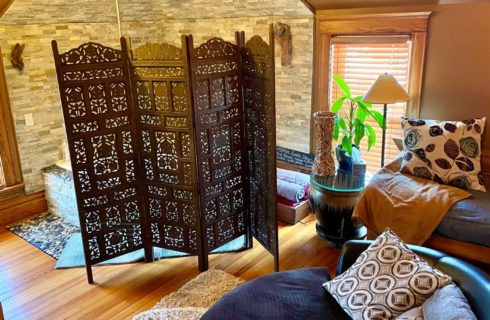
[323,229,452,320]
[400,117,486,191]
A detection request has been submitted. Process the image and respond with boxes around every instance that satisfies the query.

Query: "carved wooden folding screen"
[52,41,150,283]
[52,30,278,283]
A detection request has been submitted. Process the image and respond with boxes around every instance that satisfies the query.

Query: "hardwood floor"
[0,214,340,320]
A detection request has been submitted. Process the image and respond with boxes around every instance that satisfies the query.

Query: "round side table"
[309,171,368,246]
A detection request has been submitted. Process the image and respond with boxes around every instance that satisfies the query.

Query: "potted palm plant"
[331,76,385,171]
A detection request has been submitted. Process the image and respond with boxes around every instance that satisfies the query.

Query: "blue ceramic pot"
[336,144,360,172]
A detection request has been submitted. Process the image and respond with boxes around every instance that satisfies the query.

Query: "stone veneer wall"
[0,0,313,194]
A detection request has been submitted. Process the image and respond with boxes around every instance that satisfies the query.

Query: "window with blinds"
[329,35,412,173]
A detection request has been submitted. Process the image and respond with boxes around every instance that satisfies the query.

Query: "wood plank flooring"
[0,214,340,320]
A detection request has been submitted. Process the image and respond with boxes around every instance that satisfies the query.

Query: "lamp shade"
[362,73,410,104]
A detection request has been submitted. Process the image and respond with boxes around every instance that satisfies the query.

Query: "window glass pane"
[329,38,411,173]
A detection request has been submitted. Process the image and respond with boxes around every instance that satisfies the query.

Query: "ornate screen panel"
[188,36,250,267]
[127,39,201,257]
[242,29,279,270]
[52,41,148,282]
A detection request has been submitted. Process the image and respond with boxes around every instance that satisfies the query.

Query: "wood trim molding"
[310,11,431,153]
[0,182,24,202]
[407,32,427,118]
[277,160,312,174]
[0,48,23,189]
[425,235,490,265]
[316,11,431,25]
[0,191,47,227]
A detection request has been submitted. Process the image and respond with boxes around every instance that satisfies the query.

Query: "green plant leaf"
[333,117,340,141]
[331,97,345,113]
[333,75,351,98]
[369,110,385,129]
[357,100,373,109]
[354,119,365,146]
[338,117,347,130]
[342,135,353,156]
[355,106,368,123]
[365,124,377,150]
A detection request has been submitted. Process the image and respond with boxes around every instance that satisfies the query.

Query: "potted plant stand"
[309,171,367,247]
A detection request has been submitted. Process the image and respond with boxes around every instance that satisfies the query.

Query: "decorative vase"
[312,111,336,176]
[336,144,353,172]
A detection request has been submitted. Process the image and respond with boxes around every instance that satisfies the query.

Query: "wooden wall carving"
[52,27,278,283]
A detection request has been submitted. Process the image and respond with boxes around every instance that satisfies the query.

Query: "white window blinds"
[329,35,412,173]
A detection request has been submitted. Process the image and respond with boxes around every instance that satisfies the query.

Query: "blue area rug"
[56,233,247,269]
[8,212,79,259]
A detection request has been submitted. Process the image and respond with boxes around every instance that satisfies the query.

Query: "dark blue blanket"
[201,267,350,320]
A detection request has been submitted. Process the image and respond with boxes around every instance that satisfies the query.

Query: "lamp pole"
[381,103,387,167]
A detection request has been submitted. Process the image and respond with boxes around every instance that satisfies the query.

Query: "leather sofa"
[202,240,490,320]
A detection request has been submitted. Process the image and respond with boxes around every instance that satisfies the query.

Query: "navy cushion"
[201,267,350,320]
[437,190,490,247]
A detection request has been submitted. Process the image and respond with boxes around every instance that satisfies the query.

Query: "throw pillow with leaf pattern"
[400,117,486,191]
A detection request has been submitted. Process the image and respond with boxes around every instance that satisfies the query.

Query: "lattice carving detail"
[132,43,183,60]
[59,42,122,65]
[193,37,238,60]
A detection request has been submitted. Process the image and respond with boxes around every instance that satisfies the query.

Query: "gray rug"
[7,212,78,259]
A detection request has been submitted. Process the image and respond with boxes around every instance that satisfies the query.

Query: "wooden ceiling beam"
[306,0,440,11]
[0,0,14,17]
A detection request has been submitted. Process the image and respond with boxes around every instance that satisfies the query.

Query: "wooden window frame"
[0,47,24,200]
[310,11,431,152]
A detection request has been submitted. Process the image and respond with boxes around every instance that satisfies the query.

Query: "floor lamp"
[362,73,410,167]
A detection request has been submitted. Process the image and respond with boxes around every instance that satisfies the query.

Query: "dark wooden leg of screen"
[198,252,208,272]
[246,228,253,249]
[274,250,280,272]
[86,265,93,284]
[144,243,153,263]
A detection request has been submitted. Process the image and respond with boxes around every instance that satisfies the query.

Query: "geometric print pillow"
[400,117,486,191]
[323,229,452,320]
